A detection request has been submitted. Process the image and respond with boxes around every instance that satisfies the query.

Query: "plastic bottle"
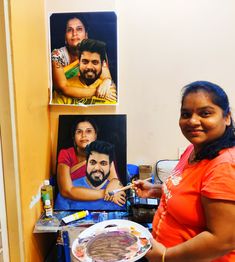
[62,210,89,224]
[41,180,53,206]
[35,198,60,232]
[44,199,53,218]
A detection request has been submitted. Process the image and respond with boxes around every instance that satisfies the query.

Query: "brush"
[108,176,152,196]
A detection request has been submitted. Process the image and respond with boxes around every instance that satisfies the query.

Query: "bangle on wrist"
[162,247,167,262]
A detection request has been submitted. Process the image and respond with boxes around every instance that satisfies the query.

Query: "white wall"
[116,0,235,164]
[47,0,235,168]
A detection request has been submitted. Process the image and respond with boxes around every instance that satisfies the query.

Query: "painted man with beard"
[55,140,126,210]
[52,39,117,104]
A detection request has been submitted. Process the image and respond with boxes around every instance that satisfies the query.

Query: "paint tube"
[62,210,89,224]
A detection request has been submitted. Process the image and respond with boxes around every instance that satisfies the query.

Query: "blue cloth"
[127,164,139,182]
[54,176,125,211]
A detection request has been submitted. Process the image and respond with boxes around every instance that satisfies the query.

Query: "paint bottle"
[41,180,53,207]
[44,199,53,218]
[62,210,89,224]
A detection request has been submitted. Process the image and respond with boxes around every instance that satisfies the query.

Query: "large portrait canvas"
[54,115,127,211]
[49,12,118,106]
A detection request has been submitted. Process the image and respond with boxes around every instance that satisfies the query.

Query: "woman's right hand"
[133,180,162,198]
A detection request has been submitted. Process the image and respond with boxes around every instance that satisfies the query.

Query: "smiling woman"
[134,81,235,261]
[179,81,233,160]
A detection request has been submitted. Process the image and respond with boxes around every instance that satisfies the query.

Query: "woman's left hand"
[104,190,126,206]
[104,178,126,206]
[104,87,117,101]
[104,178,122,197]
[97,80,117,101]
[145,238,166,262]
[96,78,112,98]
[111,191,126,206]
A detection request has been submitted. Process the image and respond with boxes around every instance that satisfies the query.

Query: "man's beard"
[86,170,110,187]
[80,69,102,86]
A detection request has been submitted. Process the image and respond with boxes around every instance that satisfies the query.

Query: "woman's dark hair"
[71,117,98,149]
[181,81,235,160]
[65,14,89,33]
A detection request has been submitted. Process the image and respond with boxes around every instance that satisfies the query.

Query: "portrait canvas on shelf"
[54,114,127,211]
[48,12,118,106]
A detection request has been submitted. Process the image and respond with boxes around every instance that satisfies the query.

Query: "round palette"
[71,219,152,262]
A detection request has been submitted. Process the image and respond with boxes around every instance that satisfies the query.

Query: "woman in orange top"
[134,81,235,261]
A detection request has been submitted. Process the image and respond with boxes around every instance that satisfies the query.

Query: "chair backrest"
[155,159,179,183]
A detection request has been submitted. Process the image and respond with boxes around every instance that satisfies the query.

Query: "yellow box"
[139,165,152,180]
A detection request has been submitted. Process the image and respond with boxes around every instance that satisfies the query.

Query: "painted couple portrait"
[54,115,127,211]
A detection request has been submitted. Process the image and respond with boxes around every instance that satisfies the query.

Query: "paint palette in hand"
[72,219,152,262]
